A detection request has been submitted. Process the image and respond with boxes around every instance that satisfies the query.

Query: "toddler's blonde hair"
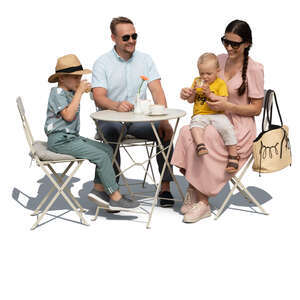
[197,52,219,68]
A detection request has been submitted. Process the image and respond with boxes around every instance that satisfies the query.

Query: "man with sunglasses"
[92,16,175,207]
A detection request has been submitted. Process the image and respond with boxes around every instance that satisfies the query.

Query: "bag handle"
[262,89,283,132]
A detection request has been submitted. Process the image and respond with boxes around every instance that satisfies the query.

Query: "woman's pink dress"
[171,54,264,197]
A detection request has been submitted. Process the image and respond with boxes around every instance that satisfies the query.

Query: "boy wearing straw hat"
[45,54,140,210]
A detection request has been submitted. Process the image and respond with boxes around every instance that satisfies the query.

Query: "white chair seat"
[30,141,75,161]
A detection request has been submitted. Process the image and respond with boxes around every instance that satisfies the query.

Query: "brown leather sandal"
[225,155,240,174]
[196,143,208,156]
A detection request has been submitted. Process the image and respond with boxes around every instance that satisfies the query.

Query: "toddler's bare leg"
[227,145,237,157]
[225,145,239,173]
[191,127,204,145]
[191,127,208,156]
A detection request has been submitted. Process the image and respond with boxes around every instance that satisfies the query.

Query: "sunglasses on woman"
[221,36,244,49]
[121,33,138,42]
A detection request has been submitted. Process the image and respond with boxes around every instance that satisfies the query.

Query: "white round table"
[90,108,186,228]
[90,108,186,123]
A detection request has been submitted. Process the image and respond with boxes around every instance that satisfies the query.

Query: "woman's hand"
[206,97,229,111]
[180,88,195,100]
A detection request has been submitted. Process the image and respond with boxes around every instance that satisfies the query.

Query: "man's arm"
[93,87,134,112]
[92,58,133,112]
[148,79,168,107]
[93,87,119,110]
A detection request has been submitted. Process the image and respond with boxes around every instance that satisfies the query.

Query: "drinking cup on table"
[148,104,165,115]
[139,99,151,114]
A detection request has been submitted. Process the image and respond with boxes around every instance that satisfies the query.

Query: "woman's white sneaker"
[183,201,211,223]
[180,187,198,214]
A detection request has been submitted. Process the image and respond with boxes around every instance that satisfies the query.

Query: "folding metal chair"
[94,130,157,190]
[214,90,272,219]
[90,93,157,195]
[16,97,89,229]
[91,126,159,221]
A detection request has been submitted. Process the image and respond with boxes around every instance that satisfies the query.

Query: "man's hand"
[158,120,173,142]
[116,101,134,112]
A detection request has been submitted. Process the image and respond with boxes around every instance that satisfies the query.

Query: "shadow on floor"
[12,174,272,227]
[169,175,272,216]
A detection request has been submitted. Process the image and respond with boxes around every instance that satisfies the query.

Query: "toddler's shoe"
[196,143,208,156]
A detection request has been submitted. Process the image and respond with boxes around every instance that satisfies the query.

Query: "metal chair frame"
[90,96,158,197]
[17,97,89,230]
[214,90,272,219]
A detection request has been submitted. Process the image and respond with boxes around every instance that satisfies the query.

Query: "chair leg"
[48,164,87,213]
[215,155,268,219]
[148,143,156,185]
[31,162,74,216]
[215,180,238,220]
[234,179,268,215]
[31,187,54,216]
[233,179,251,202]
[91,206,101,221]
[113,125,136,200]
[31,161,89,230]
[142,142,156,188]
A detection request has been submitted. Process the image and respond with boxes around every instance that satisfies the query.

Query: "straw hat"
[48,54,91,83]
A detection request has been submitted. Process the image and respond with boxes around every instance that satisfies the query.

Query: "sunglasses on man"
[121,33,138,42]
[221,36,244,49]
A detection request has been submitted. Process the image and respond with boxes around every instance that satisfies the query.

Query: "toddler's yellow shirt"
[192,77,228,116]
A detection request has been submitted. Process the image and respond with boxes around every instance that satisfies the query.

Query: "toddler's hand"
[202,83,210,98]
[180,88,195,100]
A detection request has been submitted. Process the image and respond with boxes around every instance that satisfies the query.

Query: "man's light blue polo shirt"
[92,48,161,104]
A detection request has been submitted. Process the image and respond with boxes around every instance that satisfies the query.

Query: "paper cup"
[149,104,165,114]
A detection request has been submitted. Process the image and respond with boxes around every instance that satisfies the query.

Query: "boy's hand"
[77,80,91,95]
[202,83,211,98]
[180,88,195,100]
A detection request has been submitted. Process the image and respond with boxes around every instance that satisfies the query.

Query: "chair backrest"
[89,91,101,112]
[16,97,36,156]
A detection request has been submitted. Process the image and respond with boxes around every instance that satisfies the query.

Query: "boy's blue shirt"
[44,87,80,135]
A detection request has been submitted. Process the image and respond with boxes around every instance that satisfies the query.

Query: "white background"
[1,0,299,299]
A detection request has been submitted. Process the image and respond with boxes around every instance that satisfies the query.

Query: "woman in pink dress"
[171,20,264,223]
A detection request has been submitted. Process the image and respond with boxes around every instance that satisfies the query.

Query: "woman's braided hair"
[225,20,252,96]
